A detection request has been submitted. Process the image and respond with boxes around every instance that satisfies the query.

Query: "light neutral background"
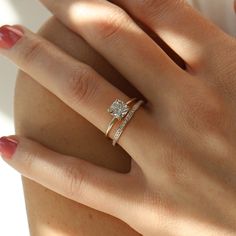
[0,0,236,236]
[0,1,50,235]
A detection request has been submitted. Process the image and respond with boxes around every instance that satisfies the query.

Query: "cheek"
[234,0,236,13]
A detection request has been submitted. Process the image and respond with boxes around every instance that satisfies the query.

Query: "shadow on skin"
[14,0,236,235]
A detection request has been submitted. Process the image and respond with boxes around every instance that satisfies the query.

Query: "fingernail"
[0,136,18,159]
[0,25,23,49]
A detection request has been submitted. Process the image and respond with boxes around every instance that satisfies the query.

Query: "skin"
[13,4,184,234]
[13,15,183,236]
[1,0,236,235]
[14,17,141,236]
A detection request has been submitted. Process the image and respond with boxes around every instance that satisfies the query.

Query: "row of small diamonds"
[112,100,144,146]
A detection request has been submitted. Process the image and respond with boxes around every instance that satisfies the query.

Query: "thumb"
[0,136,129,217]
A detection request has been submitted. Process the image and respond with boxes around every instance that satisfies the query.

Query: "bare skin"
[14,17,141,236]
[14,12,184,235]
[2,0,235,235]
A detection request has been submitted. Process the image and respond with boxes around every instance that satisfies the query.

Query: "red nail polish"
[0,136,18,159]
[0,25,23,49]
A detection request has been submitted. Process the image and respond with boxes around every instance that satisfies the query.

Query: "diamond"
[108,99,129,120]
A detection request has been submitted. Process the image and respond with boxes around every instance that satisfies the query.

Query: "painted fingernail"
[0,25,23,49]
[0,136,18,159]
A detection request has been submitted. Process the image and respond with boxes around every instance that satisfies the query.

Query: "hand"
[1,1,236,235]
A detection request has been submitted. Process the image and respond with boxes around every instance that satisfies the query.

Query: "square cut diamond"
[108,99,129,120]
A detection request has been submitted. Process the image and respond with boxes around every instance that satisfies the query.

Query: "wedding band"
[106,98,137,137]
[112,100,144,146]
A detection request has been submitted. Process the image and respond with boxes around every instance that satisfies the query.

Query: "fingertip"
[0,25,24,49]
[0,136,19,159]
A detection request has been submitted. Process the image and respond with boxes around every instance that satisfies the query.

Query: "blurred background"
[0,0,235,236]
[0,1,50,235]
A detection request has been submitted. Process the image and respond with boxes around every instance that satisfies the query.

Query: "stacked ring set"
[106,98,144,146]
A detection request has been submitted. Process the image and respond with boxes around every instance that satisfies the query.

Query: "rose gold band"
[112,100,144,146]
[105,98,137,137]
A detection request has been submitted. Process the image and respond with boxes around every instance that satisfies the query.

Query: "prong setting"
[108,99,130,120]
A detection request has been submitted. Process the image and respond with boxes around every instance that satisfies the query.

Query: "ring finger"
[0,25,151,159]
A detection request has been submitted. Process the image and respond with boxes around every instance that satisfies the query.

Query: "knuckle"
[22,150,39,176]
[20,39,45,67]
[67,65,98,105]
[62,164,86,199]
[94,9,130,41]
[185,92,225,130]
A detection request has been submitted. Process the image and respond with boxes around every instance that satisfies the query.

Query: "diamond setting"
[112,100,144,146]
[108,99,130,120]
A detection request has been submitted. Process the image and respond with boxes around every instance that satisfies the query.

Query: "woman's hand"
[1,1,236,235]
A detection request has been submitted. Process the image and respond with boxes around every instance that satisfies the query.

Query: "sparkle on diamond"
[108,99,129,119]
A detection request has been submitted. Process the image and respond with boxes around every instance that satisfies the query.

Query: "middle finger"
[39,0,188,102]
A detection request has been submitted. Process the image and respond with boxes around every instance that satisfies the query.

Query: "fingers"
[0,136,130,217]
[110,0,227,70]
[39,0,186,101]
[0,25,149,157]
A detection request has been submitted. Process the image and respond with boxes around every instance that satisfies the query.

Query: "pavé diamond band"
[105,98,137,137]
[112,100,144,146]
